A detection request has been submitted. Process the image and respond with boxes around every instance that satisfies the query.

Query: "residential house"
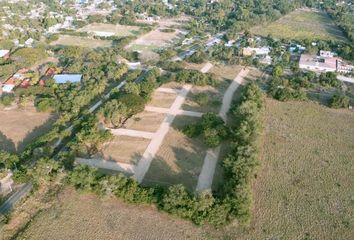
[0,49,10,59]
[53,74,82,84]
[242,47,270,56]
[0,171,14,197]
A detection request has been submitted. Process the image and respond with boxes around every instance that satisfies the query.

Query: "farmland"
[251,9,348,42]
[0,106,56,153]
[50,35,112,48]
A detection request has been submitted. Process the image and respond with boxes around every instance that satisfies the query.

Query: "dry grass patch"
[16,188,218,240]
[250,9,348,42]
[77,23,140,37]
[182,61,206,71]
[51,35,111,48]
[182,79,231,114]
[0,106,56,153]
[209,64,243,80]
[148,91,177,108]
[224,99,354,239]
[123,111,166,132]
[97,135,150,165]
[142,116,206,191]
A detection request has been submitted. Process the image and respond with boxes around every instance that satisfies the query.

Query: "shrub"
[182,124,203,138]
[194,93,209,106]
[329,94,350,108]
[1,94,15,106]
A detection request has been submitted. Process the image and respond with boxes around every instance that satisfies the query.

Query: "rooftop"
[53,74,82,84]
[0,49,9,58]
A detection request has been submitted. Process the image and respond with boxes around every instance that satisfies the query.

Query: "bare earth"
[77,23,140,37]
[123,111,167,132]
[0,106,55,153]
[51,35,112,48]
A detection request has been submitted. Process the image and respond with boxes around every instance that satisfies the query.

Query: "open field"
[251,9,348,42]
[148,91,177,108]
[96,136,150,165]
[209,64,243,80]
[123,111,166,132]
[182,61,206,71]
[225,99,354,239]
[50,35,112,48]
[142,115,206,191]
[0,106,56,153]
[78,23,140,37]
[15,188,219,240]
[182,79,230,114]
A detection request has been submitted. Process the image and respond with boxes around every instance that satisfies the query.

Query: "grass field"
[0,106,56,153]
[123,111,166,132]
[78,23,140,37]
[225,99,354,239]
[97,136,150,165]
[13,99,354,240]
[51,35,112,48]
[182,79,230,114]
[209,64,243,80]
[148,91,177,108]
[142,115,206,191]
[251,9,348,42]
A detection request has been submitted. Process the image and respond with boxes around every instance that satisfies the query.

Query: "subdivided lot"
[182,79,231,114]
[15,188,218,240]
[142,115,206,191]
[77,23,140,37]
[96,135,150,165]
[50,35,112,48]
[0,106,56,153]
[226,99,354,239]
[250,9,348,42]
[209,64,243,80]
[123,111,166,132]
[148,91,177,108]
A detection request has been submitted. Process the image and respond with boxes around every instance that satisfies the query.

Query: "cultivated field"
[0,106,56,153]
[97,136,150,165]
[50,35,112,48]
[77,23,140,37]
[251,9,348,42]
[142,115,206,191]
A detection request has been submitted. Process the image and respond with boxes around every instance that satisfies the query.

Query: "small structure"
[299,54,337,73]
[53,74,82,84]
[0,49,10,59]
[2,78,16,93]
[320,50,335,58]
[0,171,14,197]
[242,47,271,56]
[337,59,354,74]
[24,38,34,47]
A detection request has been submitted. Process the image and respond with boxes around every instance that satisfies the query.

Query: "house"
[24,38,34,47]
[0,49,10,59]
[2,78,16,93]
[0,171,14,197]
[53,74,82,84]
[337,59,354,74]
[299,54,337,73]
[242,47,271,56]
[289,44,306,53]
[320,50,335,58]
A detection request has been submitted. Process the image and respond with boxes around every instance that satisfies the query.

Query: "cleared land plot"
[127,28,180,52]
[97,136,150,165]
[142,116,206,191]
[50,35,111,48]
[123,111,166,132]
[78,23,140,37]
[15,188,217,240]
[226,99,354,239]
[182,79,231,114]
[182,62,206,71]
[209,64,243,80]
[0,106,56,153]
[148,91,177,108]
[251,10,347,42]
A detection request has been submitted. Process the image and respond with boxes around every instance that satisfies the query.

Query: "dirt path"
[75,157,135,175]
[196,68,249,192]
[133,85,192,183]
[109,128,155,139]
[200,62,213,73]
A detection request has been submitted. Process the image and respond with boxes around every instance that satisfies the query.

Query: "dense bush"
[176,69,218,86]
[329,94,350,109]
[186,50,208,64]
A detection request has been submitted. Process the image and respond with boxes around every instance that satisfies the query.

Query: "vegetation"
[329,94,350,109]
